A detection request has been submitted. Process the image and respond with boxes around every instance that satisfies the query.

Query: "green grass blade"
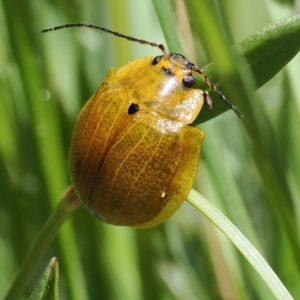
[3,188,81,300]
[28,257,59,300]
[195,13,300,122]
[187,189,293,300]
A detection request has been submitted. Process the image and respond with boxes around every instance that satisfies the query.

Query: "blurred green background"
[1,0,300,299]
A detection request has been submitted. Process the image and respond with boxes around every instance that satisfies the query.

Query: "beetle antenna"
[41,23,167,55]
[193,68,243,118]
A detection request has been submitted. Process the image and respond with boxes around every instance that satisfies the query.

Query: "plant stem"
[4,186,81,300]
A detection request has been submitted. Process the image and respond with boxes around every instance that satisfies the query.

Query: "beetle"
[42,24,241,228]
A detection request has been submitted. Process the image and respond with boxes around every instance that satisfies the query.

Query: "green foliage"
[1,0,300,299]
[28,258,59,300]
[194,13,300,122]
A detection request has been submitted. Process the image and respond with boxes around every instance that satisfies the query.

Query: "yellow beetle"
[42,24,241,228]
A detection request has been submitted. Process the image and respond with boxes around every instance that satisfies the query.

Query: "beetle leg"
[202,91,212,110]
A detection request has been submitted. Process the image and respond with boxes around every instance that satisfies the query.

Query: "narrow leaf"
[28,257,59,300]
[187,189,293,300]
[195,14,300,122]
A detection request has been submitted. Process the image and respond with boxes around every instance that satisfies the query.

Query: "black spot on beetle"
[152,55,162,65]
[182,74,195,88]
[128,103,140,115]
[162,66,174,76]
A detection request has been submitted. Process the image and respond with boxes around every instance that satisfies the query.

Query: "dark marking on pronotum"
[162,66,174,76]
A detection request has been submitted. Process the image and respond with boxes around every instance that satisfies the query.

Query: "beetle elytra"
[42,24,241,228]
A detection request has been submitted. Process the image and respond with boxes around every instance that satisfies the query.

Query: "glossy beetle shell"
[68,54,205,228]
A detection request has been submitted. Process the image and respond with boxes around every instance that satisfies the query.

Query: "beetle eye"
[128,103,140,115]
[152,55,162,65]
[182,74,195,88]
